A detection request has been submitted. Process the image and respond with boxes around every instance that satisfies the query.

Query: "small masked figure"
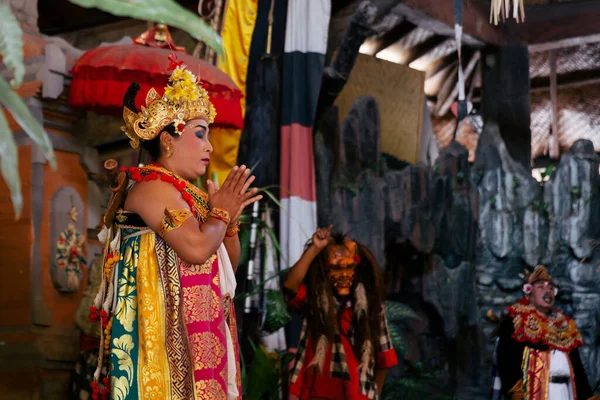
[283,227,398,400]
[325,238,360,296]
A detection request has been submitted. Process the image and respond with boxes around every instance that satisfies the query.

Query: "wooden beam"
[394,0,500,46]
[469,69,600,102]
[394,0,600,48]
[510,1,600,44]
[433,64,458,117]
[530,69,600,92]
[528,33,600,53]
[480,45,531,169]
[369,20,416,55]
[402,35,447,65]
[425,49,469,80]
[549,50,559,159]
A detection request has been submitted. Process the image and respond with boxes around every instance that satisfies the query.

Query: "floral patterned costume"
[93,165,241,400]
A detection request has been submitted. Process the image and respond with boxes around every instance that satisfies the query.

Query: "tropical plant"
[381,302,455,400]
[384,300,420,356]
[0,0,222,219]
[69,0,223,56]
[242,343,295,400]
[381,360,456,400]
[0,2,56,218]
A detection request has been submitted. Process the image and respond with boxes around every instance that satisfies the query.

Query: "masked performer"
[496,265,599,400]
[90,58,261,400]
[282,226,398,400]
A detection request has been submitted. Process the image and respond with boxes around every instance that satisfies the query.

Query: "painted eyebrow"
[194,124,208,130]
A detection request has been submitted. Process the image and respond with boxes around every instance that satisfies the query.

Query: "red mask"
[325,239,360,296]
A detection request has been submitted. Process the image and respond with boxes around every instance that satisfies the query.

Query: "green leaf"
[246,345,279,400]
[262,290,291,334]
[238,223,250,266]
[68,0,223,56]
[387,323,407,356]
[0,76,56,169]
[258,219,287,266]
[0,111,21,217]
[0,3,25,87]
[384,301,420,321]
[258,187,283,208]
[240,347,248,397]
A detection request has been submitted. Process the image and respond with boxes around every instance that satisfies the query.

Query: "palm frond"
[384,301,420,321]
[0,111,21,217]
[68,0,223,55]
[0,3,25,87]
[387,322,407,356]
[262,289,291,334]
[0,76,56,170]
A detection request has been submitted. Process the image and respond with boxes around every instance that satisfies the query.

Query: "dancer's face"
[325,240,358,296]
[161,118,213,180]
[527,280,556,315]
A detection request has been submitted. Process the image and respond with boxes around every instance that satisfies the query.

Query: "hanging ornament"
[55,206,86,292]
[490,0,525,25]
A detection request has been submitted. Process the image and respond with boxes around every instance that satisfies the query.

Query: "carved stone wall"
[315,96,600,398]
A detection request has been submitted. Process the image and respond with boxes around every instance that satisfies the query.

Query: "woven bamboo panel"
[530,42,600,78]
[531,83,600,158]
[336,54,425,164]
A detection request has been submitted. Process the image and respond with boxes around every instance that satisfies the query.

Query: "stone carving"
[316,98,600,396]
[50,186,85,293]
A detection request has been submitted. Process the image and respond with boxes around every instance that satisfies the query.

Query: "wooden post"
[549,49,560,159]
[480,45,531,169]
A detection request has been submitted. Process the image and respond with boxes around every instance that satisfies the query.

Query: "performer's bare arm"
[126,166,261,265]
[282,225,333,293]
[375,369,388,394]
[224,234,241,272]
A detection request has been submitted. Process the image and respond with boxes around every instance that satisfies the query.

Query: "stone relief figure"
[50,187,86,293]
[55,206,86,292]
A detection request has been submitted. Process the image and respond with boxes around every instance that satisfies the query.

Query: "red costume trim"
[120,163,208,222]
[377,349,398,369]
[288,284,307,309]
[508,299,584,352]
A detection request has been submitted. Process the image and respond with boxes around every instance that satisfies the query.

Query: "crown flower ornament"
[519,265,558,295]
[121,55,217,149]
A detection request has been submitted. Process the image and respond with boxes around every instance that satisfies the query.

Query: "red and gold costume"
[497,267,598,400]
[90,58,241,400]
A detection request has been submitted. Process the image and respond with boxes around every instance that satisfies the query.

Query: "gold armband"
[226,220,240,237]
[158,208,193,238]
[208,207,231,226]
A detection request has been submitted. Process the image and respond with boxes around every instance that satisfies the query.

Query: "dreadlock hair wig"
[122,82,179,162]
[304,233,385,370]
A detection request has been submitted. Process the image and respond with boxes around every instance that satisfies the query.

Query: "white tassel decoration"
[354,283,368,319]
[307,335,328,373]
[359,340,373,371]
[319,292,329,323]
[490,0,524,25]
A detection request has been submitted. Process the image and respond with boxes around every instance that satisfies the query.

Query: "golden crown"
[121,61,216,149]
[519,265,553,284]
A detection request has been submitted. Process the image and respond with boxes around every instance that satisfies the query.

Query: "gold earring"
[166,146,173,158]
